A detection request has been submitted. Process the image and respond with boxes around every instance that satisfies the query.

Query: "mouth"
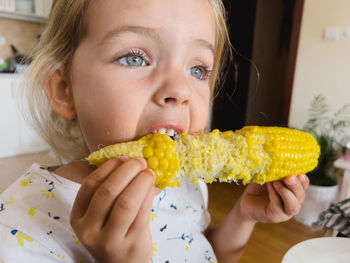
[151,128,181,140]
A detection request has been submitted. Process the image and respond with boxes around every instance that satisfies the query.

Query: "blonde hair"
[21,0,231,162]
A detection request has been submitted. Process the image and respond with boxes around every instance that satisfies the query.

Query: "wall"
[0,17,42,60]
[246,0,287,125]
[289,0,350,129]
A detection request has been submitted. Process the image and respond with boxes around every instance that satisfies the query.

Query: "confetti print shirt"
[0,164,217,262]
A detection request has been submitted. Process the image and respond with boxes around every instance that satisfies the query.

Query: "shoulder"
[0,163,79,224]
[0,163,80,198]
[0,164,94,262]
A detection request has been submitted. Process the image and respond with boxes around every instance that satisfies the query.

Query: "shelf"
[0,10,46,23]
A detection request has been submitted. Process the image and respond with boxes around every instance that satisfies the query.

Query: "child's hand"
[70,157,156,263]
[239,174,309,223]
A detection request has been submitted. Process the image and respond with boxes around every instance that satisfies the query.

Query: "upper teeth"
[153,128,178,137]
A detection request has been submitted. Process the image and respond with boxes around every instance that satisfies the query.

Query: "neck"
[52,158,96,184]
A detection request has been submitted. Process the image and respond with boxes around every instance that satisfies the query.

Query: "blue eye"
[190,67,204,79]
[118,55,146,67]
[188,66,213,80]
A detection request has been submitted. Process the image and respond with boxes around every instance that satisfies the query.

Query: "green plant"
[303,95,350,186]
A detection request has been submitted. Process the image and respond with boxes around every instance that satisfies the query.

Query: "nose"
[153,68,191,107]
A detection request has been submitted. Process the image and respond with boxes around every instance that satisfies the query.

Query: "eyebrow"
[99,25,161,45]
[194,39,215,57]
[99,25,215,56]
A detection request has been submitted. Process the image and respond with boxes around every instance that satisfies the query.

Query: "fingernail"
[117,156,128,161]
[299,174,307,182]
[286,175,297,185]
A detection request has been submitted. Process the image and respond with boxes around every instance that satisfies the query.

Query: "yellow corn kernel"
[147,156,159,170]
[143,146,154,158]
[86,126,320,188]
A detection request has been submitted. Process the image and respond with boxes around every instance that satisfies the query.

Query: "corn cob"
[86,126,320,189]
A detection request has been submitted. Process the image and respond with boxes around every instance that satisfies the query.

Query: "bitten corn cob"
[87,126,320,189]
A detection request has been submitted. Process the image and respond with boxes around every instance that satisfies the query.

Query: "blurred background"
[0,0,349,262]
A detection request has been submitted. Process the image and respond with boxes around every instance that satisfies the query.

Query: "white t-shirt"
[0,163,217,262]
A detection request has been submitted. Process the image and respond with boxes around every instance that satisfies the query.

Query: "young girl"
[0,0,309,262]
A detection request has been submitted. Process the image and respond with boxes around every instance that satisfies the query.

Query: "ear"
[44,66,77,120]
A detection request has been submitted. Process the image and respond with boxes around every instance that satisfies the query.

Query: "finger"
[71,158,125,220]
[245,182,268,195]
[266,182,283,213]
[297,174,309,191]
[84,158,148,228]
[283,175,306,203]
[105,169,155,237]
[127,185,156,237]
[266,183,285,223]
[154,187,163,196]
[272,181,301,216]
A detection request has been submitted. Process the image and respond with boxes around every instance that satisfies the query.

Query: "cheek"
[191,90,210,132]
[78,105,142,152]
[72,83,146,151]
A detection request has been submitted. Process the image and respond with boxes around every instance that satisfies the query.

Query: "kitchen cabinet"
[0,73,49,158]
[0,0,52,23]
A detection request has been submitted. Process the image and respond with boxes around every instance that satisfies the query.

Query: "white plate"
[282,237,350,263]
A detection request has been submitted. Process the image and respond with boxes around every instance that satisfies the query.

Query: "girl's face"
[70,0,216,152]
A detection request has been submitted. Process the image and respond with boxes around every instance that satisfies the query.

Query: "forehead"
[84,0,216,46]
